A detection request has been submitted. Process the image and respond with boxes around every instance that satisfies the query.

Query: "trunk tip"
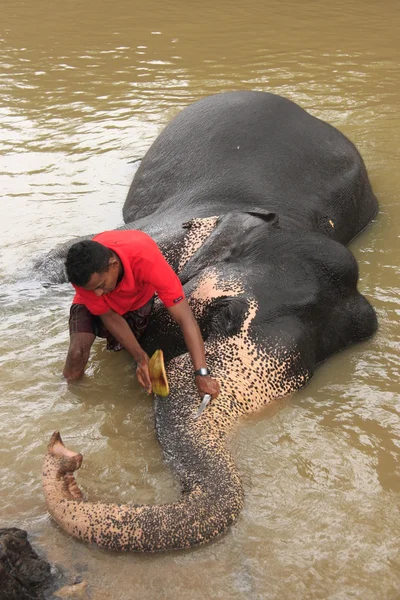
[48,431,64,451]
[46,431,83,470]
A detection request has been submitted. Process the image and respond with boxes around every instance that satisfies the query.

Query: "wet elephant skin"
[41,91,378,552]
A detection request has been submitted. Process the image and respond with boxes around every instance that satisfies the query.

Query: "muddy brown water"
[1,1,399,598]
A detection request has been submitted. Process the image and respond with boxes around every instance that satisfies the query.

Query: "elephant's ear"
[246,209,279,226]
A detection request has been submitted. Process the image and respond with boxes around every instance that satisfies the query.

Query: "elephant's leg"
[34,234,94,284]
[63,333,95,381]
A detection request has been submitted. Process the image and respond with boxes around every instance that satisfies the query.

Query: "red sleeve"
[72,288,110,315]
[138,248,185,308]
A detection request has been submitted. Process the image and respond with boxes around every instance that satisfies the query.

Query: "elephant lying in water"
[41,91,378,552]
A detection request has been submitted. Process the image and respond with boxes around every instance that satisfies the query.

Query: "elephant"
[41,91,378,552]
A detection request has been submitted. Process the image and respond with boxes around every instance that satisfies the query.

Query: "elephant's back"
[123,91,377,245]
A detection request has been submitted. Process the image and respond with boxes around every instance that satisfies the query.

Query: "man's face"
[83,258,120,296]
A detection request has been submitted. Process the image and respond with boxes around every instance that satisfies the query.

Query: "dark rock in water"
[0,528,51,600]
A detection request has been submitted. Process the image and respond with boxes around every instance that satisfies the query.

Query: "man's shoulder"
[93,229,152,245]
[94,230,160,266]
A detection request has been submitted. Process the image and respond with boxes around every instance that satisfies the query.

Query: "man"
[64,229,220,399]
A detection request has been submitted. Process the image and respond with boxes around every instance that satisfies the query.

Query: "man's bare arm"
[100,310,152,392]
[167,300,220,399]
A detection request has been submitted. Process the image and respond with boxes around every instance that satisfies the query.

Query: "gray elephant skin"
[41,91,378,552]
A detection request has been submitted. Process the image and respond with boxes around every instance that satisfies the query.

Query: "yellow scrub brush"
[148,349,170,397]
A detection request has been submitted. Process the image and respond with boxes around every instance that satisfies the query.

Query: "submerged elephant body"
[122,91,376,244]
[41,91,378,552]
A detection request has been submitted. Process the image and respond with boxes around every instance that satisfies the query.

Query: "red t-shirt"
[72,230,185,315]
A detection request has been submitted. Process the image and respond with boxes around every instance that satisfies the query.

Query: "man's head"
[66,240,121,296]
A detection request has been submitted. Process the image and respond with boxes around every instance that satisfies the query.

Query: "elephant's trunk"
[42,427,244,552]
[42,315,311,551]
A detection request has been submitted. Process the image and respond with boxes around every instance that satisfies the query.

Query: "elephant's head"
[42,211,377,551]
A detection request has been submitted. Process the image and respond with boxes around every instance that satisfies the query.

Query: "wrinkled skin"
[40,91,378,552]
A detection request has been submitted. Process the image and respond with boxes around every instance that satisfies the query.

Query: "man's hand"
[99,310,153,393]
[136,352,152,393]
[195,375,220,399]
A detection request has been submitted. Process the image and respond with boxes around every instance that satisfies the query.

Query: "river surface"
[1,1,399,599]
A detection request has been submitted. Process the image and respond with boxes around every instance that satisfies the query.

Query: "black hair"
[65,240,113,286]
